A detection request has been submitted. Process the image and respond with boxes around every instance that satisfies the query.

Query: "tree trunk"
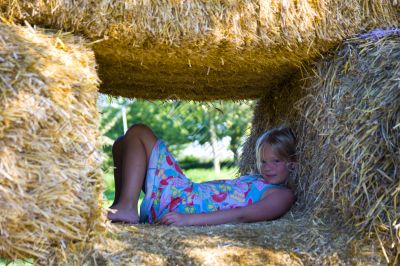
[121,105,128,134]
[232,147,239,165]
[209,115,221,176]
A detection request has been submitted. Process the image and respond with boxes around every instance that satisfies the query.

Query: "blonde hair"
[255,125,297,174]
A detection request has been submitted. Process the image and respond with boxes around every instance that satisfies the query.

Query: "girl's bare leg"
[107,124,158,223]
[110,135,124,208]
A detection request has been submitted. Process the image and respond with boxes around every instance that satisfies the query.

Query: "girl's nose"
[263,162,274,171]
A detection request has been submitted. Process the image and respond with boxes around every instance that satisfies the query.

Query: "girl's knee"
[125,124,158,155]
[112,135,125,154]
[126,124,155,139]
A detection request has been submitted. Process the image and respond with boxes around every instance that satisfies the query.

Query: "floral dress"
[139,140,286,224]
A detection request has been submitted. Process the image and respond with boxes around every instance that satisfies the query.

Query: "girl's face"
[260,144,291,185]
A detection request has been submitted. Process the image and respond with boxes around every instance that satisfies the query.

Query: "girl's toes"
[107,209,139,224]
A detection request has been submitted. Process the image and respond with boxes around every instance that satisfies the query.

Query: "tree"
[98,96,200,170]
[177,101,254,174]
[98,95,253,174]
[221,102,253,164]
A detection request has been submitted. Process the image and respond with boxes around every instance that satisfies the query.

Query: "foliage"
[98,95,254,171]
[184,101,253,163]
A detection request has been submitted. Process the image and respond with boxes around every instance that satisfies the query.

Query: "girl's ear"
[287,162,297,171]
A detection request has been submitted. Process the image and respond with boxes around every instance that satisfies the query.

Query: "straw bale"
[1,1,399,100]
[0,22,105,264]
[241,29,400,264]
[295,30,400,264]
[77,214,387,265]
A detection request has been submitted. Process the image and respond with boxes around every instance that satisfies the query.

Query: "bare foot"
[107,205,139,224]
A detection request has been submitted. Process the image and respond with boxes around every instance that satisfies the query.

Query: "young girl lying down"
[108,124,296,226]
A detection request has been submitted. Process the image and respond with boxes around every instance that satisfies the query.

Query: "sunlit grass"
[185,167,239,183]
[0,258,33,265]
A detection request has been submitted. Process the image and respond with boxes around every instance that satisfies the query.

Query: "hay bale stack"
[0,22,104,263]
[241,29,400,263]
[295,30,400,263]
[1,1,398,100]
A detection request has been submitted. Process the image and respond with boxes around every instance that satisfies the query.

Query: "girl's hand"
[159,212,191,226]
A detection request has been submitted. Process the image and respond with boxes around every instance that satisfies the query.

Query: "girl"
[107,124,296,226]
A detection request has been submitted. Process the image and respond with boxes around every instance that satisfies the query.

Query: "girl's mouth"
[264,174,276,178]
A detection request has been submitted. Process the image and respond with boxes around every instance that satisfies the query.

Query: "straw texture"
[68,214,388,265]
[239,75,306,175]
[0,22,105,264]
[240,30,400,264]
[1,0,399,100]
[295,30,400,264]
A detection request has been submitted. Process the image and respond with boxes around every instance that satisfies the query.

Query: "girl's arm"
[159,188,295,226]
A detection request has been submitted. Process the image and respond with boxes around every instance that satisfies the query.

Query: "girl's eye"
[274,160,281,163]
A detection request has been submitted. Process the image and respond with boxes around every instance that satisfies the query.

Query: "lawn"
[0,258,33,266]
[103,166,239,208]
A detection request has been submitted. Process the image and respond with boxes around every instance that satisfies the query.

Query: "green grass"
[184,167,239,183]
[102,166,239,207]
[0,258,33,265]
